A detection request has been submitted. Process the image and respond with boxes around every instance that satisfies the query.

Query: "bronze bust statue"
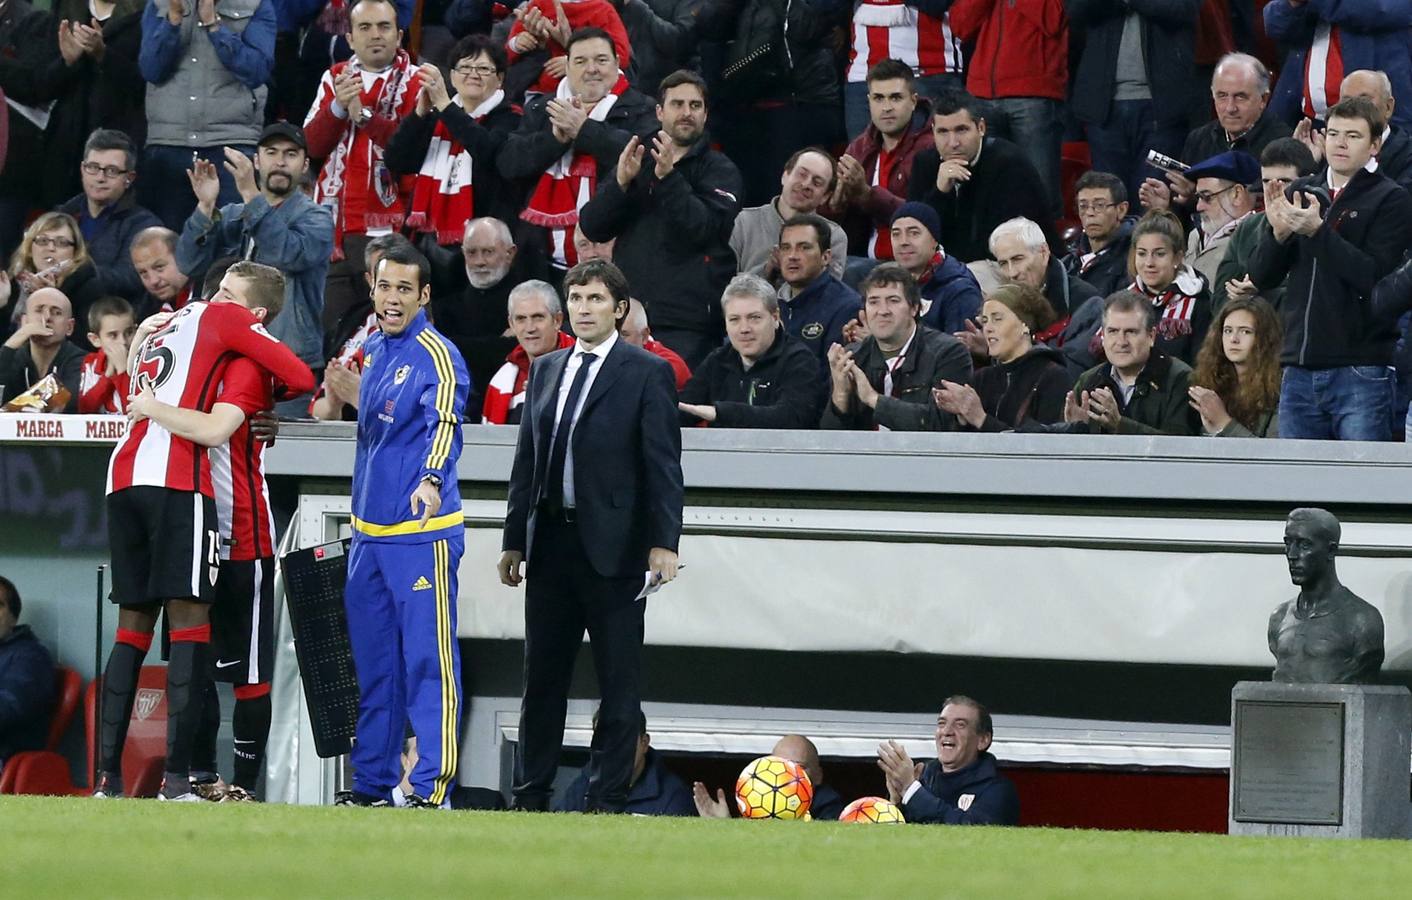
[1268,508,1385,684]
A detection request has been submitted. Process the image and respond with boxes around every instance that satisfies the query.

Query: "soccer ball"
[734,755,813,819]
[838,796,906,824]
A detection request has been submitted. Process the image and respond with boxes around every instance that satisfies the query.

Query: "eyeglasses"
[452,64,497,77]
[1195,184,1239,204]
[32,236,76,250]
[1075,201,1115,213]
[81,162,129,178]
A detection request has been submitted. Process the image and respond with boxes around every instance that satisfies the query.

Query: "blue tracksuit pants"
[345,533,463,805]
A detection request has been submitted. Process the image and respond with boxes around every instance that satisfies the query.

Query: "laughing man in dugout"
[878,695,1019,825]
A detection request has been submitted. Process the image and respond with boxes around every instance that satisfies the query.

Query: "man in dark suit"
[497,258,684,813]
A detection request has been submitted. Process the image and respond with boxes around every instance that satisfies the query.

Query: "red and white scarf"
[519,72,629,267]
[308,50,419,260]
[1302,23,1344,120]
[406,89,505,246]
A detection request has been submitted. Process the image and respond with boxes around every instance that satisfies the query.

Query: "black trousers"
[513,512,644,812]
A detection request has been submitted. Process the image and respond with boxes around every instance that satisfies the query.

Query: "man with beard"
[578,69,742,369]
[178,122,334,415]
[432,217,547,408]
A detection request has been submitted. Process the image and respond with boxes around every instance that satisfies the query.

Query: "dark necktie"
[544,351,596,507]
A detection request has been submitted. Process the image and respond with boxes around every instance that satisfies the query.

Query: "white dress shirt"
[549,330,618,508]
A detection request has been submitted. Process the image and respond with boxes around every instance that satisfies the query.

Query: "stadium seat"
[1,666,168,797]
[1058,141,1093,236]
[46,666,83,751]
[0,666,84,796]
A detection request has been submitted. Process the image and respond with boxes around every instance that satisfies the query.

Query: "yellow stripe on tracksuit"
[430,538,458,806]
[417,332,458,472]
[350,512,463,537]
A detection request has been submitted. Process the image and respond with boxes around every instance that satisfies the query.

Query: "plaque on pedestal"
[1228,682,1411,839]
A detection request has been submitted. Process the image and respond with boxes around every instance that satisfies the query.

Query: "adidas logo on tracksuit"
[412,576,432,591]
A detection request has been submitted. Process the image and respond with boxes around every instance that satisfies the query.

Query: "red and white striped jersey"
[307,311,377,415]
[210,358,276,561]
[847,0,963,84]
[106,301,316,497]
[78,350,130,414]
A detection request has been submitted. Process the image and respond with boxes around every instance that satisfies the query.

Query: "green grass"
[7,794,1412,898]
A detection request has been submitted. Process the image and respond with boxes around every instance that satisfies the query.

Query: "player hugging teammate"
[96,262,315,801]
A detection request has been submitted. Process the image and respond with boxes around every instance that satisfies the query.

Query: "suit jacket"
[503,336,684,579]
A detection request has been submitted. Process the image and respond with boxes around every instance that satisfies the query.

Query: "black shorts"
[211,557,278,685]
[108,487,219,607]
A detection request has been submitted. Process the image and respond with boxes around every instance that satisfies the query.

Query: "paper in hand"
[634,563,683,602]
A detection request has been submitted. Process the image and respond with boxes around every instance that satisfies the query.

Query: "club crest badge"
[394,364,410,385]
[135,688,164,721]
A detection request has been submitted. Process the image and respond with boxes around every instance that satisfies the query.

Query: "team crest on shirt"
[394,364,410,385]
[957,793,975,811]
[801,322,824,340]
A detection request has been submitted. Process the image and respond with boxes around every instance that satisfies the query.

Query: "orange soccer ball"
[734,755,813,819]
[838,796,906,824]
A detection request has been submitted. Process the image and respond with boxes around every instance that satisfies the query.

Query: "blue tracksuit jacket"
[351,311,469,543]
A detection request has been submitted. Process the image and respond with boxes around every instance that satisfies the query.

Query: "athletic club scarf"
[406,89,506,245]
[1302,23,1345,120]
[310,49,418,260]
[519,72,629,267]
[1088,270,1203,358]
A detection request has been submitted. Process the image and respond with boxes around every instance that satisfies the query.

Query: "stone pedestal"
[1228,682,1411,839]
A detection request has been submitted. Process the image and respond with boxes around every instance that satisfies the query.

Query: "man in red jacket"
[825,59,935,287]
[950,0,1069,221]
[303,0,423,328]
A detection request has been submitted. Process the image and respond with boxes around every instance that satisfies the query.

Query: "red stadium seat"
[45,666,83,751]
[2,666,168,797]
[1058,141,1094,236]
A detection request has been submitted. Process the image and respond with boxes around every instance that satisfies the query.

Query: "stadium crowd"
[1,0,1411,440]
[9,0,1403,816]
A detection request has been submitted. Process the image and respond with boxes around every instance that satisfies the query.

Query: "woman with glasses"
[1,213,108,347]
[1123,209,1211,365]
[384,34,523,245]
[1189,296,1282,437]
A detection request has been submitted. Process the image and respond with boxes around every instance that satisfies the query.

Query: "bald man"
[1336,70,1412,192]
[619,299,691,390]
[693,734,845,821]
[0,289,85,411]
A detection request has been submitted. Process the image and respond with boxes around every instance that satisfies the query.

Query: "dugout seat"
[0,666,82,795]
[1,666,167,797]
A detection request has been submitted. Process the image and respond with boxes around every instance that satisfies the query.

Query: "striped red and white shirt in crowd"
[106,301,315,497]
[78,350,130,414]
[1303,22,1345,121]
[209,358,277,562]
[847,0,963,84]
[307,310,378,415]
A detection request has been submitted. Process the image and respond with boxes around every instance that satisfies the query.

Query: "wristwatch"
[356,107,374,127]
[421,473,443,488]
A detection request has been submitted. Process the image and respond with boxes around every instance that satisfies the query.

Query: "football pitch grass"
[8,794,1412,898]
